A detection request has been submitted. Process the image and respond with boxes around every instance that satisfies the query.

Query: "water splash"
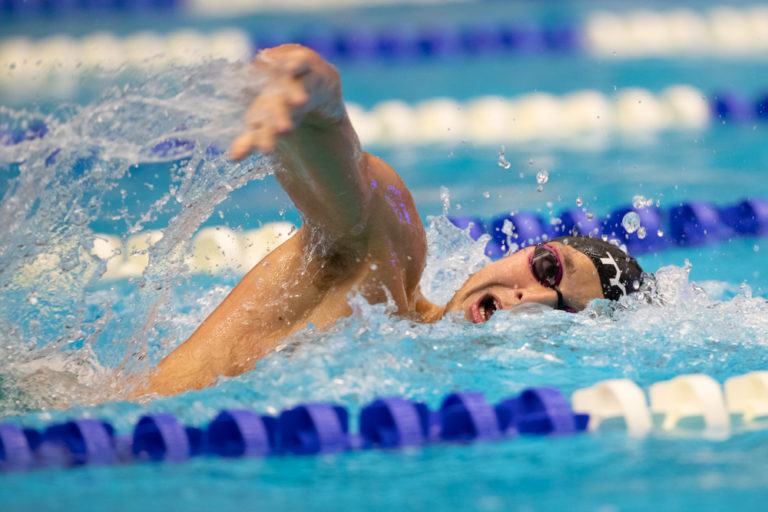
[1,61,767,425]
[0,60,274,413]
[163,236,768,424]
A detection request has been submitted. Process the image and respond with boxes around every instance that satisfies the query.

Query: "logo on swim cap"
[598,251,626,297]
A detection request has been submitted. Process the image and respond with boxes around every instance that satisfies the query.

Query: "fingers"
[231,47,314,161]
[229,104,291,160]
[229,126,278,160]
[229,132,256,161]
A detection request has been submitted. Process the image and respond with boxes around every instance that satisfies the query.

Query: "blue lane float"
[277,403,349,455]
[206,410,275,457]
[439,392,501,442]
[132,413,191,462]
[0,423,34,472]
[359,397,429,449]
[0,388,585,473]
[38,419,116,467]
[450,198,768,260]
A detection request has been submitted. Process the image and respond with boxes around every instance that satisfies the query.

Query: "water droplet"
[657,228,664,237]
[632,195,648,209]
[482,191,490,198]
[575,196,583,207]
[501,219,515,236]
[536,169,549,185]
[70,208,89,226]
[60,254,79,272]
[622,211,641,234]
[440,186,450,214]
[637,226,647,239]
[497,146,511,169]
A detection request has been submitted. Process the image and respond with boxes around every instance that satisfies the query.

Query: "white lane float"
[572,379,652,437]
[725,371,768,427]
[649,373,730,437]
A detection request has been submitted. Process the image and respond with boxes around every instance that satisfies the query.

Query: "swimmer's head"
[443,235,644,323]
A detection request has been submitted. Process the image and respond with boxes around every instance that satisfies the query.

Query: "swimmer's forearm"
[230,44,373,238]
[230,44,345,158]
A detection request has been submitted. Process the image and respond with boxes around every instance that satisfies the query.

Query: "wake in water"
[1,60,767,420]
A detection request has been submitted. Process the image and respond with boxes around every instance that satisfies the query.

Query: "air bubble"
[632,195,647,209]
[536,169,549,185]
[622,211,641,234]
[575,196,583,207]
[633,280,640,290]
[497,146,511,169]
[637,226,647,239]
[657,228,664,237]
[60,254,79,272]
[482,191,490,198]
[70,208,89,226]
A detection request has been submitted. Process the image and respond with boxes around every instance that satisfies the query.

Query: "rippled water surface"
[1,52,768,512]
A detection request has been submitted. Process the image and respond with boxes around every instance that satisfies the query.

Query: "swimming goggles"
[529,243,573,312]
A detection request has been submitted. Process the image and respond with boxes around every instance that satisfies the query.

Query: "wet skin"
[138,45,605,397]
[443,242,605,323]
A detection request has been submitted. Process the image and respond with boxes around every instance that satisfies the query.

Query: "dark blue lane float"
[0,388,585,472]
[450,198,768,259]
[359,397,430,448]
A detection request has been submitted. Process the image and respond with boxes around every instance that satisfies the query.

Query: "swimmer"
[140,44,643,396]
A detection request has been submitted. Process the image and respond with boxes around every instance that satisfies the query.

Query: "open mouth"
[471,294,500,323]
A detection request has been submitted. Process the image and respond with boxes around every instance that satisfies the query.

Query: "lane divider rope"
[9,197,767,287]
[449,197,768,259]
[3,86,767,147]
[3,371,768,472]
[0,0,467,18]
[1,5,767,94]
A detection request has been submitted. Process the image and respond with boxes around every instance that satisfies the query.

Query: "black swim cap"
[551,236,644,301]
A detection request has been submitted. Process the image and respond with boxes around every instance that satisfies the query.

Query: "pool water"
[2,7,768,511]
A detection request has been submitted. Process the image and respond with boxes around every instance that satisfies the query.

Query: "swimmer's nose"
[508,288,555,309]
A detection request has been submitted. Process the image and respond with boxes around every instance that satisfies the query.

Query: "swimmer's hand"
[230,44,344,159]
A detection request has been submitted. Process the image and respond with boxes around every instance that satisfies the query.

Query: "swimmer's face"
[444,242,604,323]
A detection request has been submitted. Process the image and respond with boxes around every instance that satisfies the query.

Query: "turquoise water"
[3,12,768,512]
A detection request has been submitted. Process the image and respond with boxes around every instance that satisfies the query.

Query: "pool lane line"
[4,371,768,472]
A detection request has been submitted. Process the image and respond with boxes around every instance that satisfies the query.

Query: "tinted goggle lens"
[530,245,563,288]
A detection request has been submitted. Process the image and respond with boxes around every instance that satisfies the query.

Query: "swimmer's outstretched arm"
[230,44,372,235]
[137,45,427,397]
